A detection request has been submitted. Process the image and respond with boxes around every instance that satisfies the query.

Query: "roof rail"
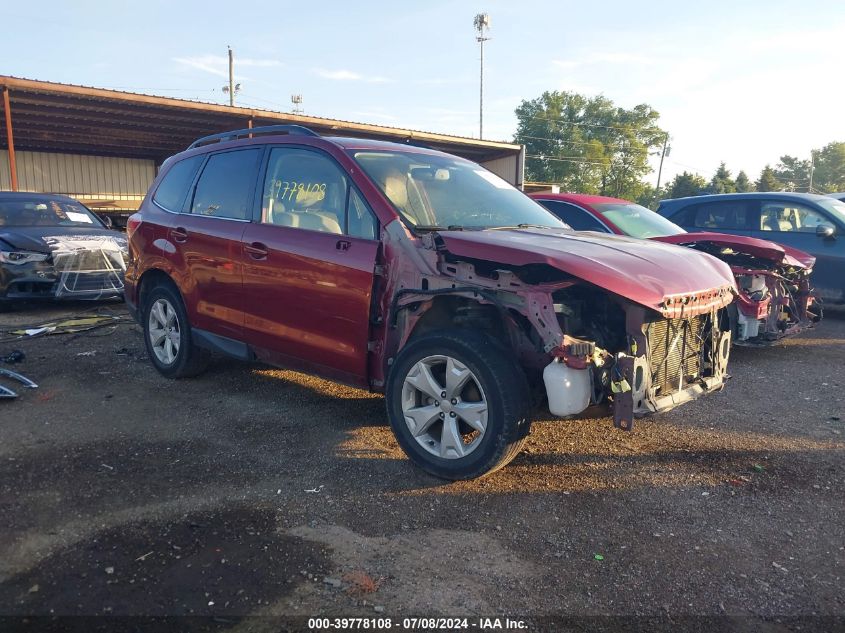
[187,124,319,149]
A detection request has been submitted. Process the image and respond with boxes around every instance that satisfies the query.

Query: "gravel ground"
[0,302,843,631]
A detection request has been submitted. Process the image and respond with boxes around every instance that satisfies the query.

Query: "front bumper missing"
[612,329,731,431]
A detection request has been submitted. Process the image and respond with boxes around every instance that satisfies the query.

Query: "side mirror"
[816,224,835,239]
[100,214,114,229]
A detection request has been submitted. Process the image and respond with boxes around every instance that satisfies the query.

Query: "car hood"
[437,227,736,316]
[0,226,126,255]
[651,232,815,269]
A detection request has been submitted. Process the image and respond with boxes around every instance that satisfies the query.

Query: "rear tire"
[142,283,210,379]
[386,330,531,480]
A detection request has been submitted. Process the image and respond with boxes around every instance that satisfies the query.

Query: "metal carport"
[1,75,524,216]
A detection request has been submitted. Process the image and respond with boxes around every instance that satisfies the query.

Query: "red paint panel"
[240,224,378,382]
[437,228,736,314]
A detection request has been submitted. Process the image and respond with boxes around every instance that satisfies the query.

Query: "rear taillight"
[126,214,142,238]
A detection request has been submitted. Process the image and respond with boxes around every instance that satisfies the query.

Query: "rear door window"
[684,201,752,230]
[537,200,607,231]
[153,155,203,212]
[190,149,262,220]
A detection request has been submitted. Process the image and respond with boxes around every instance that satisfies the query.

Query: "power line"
[517,134,651,154]
[526,154,613,165]
[521,113,663,135]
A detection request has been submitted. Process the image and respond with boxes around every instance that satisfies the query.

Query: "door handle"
[244,241,269,260]
[336,240,351,251]
[170,227,188,243]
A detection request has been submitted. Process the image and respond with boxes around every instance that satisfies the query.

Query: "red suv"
[126,126,736,479]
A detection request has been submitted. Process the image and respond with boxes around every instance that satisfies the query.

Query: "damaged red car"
[531,193,821,345]
[125,126,735,479]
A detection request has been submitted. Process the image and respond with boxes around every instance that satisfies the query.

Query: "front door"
[241,146,380,385]
[751,199,845,301]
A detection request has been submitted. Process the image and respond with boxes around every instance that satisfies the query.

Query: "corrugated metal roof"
[0,75,519,163]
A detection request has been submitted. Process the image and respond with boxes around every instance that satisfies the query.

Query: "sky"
[2,0,844,185]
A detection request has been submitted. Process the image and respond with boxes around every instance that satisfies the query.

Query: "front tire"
[386,330,531,480]
[142,284,209,379]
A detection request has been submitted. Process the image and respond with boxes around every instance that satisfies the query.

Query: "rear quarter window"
[153,155,204,212]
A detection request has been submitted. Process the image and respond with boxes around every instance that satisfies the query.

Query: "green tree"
[774,155,810,191]
[709,162,736,194]
[634,183,667,209]
[735,170,753,192]
[755,165,782,192]
[514,91,666,200]
[667,171,707,198]
[812,141,845,193]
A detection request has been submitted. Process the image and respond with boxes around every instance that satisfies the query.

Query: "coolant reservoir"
[544,358,591,417]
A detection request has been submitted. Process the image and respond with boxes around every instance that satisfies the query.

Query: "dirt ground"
[0,301,843,631]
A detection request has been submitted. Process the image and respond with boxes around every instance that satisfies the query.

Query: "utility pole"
[655,132,671,193]
[809,150,815,193]
[228,46,235,107]
[473,13,491,139]
[221,46,240,106]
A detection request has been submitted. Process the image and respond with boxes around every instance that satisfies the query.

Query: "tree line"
[514,90,844,208]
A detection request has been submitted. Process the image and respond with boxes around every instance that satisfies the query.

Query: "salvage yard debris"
[0,350,25,363]
[7,315,123,338]
[0,367,39,399]
[343,571,384,596]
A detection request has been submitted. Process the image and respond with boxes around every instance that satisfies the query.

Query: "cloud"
[552,52,657,70]
[174,54,282,79]
[413,77,468,86]
[314,68,390,83]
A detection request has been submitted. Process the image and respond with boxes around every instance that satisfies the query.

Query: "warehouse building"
[0,75,524,221]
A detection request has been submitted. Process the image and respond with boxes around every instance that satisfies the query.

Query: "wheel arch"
[137,268,181,315]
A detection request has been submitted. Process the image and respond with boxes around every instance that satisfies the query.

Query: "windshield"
[816,198,845,226]
[593,202,686,238]
[0,198,104,228]
[351,151,567,230]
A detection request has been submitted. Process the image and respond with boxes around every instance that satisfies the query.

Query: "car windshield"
[0,198,103,228]
[592,202,686,238]
[816,198,845,226]
[351,150,567,230]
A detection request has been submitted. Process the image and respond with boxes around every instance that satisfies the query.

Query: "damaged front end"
[548,286,732,431]
[655,234,821,345]
[0,235,127,302]
[48,235,127,300]
[387,226,736,432]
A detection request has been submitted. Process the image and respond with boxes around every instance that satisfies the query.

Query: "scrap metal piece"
[0,384,17,399]
[0,368,38,389]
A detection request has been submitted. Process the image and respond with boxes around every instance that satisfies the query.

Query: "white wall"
[479,147,525,188]
[0,150,155,209]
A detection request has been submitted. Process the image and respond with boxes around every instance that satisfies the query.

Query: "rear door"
[175,148,262,340]
[670,199,756,237]
[240,146,380,385]
[751,198,845,301]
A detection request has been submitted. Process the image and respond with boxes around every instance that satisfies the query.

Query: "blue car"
[658,192,845,303]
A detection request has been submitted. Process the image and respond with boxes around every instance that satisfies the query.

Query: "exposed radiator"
[647,315,707,395]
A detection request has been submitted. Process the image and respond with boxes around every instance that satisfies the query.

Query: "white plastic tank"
[543,358,592,417]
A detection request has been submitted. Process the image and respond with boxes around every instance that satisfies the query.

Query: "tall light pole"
[474,13,491,139]
[291,94,303,115]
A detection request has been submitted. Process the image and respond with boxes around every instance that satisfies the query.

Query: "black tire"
[141,283,210,379]
[386,329,532,480]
